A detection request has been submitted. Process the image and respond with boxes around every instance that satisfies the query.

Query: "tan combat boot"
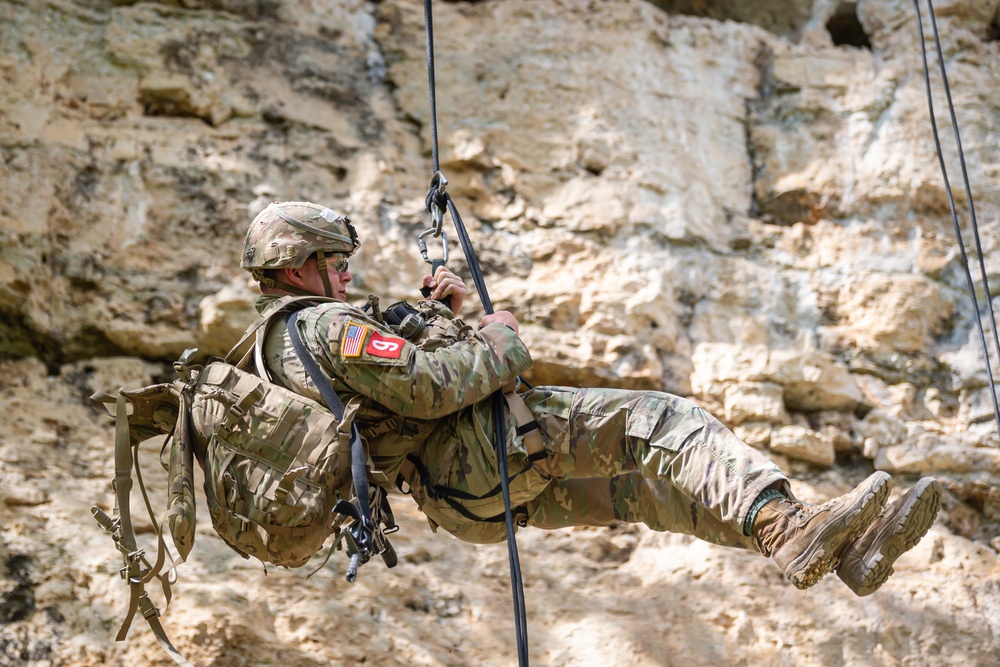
[754,471,891,589]
[836,477,943,596]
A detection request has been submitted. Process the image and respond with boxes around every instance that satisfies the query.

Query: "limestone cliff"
[0,1,998,665]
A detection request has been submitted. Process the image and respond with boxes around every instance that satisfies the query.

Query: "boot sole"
[784,472,891,590]
[840,477,943,597]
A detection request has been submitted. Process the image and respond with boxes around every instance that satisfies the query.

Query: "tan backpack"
[91,296,396,666]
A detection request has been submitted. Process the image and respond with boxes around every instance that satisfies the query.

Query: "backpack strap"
[90,391,193,667]
[223,295,333,366]
[285,310,388,582]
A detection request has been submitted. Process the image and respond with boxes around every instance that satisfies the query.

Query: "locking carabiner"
[426,170,448,238]
[419,170,450,269]
[418,227,449,267]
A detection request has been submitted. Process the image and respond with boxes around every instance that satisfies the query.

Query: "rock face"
[0,0,999,665]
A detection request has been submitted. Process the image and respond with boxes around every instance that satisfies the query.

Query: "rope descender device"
[419,170,450,272]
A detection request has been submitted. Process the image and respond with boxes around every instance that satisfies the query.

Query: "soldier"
[241,200,943,596]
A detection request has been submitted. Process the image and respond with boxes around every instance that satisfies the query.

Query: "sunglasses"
[316,253,350,274]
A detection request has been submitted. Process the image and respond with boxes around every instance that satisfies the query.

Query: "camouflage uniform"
[258,295,787,551]
[239,201,944,595]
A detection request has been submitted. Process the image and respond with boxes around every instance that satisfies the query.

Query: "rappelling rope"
[914,0,1000,437]
[414,4,1000,661]
[421,1,531,665]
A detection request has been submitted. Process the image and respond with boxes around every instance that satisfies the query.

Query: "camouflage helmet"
[241,201,359,297]
[241,201,359,271]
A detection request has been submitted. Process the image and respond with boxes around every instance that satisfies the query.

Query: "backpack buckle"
[173,348,201,385]
[229,512,251,533]
[119,549,149,583]
[92,506,123,542]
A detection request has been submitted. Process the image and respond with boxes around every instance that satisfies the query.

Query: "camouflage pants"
[409,386,787,550]
[520,387,787,550]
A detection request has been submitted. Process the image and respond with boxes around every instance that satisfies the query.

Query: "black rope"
[424,0,441,175]
[422,2,530,664]
[914,0,1000,436]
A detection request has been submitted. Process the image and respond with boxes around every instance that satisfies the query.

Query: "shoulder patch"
[364,331,406,359]
[340,322,370,358]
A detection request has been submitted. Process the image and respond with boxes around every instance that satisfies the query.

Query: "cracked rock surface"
[0,1,998,665]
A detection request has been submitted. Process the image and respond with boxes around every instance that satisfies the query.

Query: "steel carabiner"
[419,170,450,268]
[427,170,448,237]
[418,227,449,267]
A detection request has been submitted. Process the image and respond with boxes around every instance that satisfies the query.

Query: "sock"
[743,486,788,536]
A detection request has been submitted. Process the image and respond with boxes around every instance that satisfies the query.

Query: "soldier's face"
[288,255,352,300]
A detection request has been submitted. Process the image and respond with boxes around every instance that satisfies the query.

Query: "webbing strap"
[97,392,191,666]
[254,273,316,299]
[315,250,335,299]
[140,597,192,667]
[285,310,377,580]
[218,375,264,438]
[403,453,544,524]
[224,295,330,365]
[399,390,546,513]
[226,509,313,537]
[505,391,545,471]
[111,393,140,562]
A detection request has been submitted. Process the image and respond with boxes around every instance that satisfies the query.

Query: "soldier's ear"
[279,266,308,288]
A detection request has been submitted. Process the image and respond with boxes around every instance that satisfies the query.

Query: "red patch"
[365,331,406,359]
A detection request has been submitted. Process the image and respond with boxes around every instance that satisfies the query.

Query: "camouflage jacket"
[255,295,535,512]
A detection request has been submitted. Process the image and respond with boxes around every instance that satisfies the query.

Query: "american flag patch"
[340,322,369,358]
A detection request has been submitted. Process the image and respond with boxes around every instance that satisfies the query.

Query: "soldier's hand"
[479,311,519,336]
[422,266,467,314]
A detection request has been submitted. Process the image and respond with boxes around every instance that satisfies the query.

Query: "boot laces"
[779,498,809,521]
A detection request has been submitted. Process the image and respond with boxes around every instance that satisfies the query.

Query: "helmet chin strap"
[315,251,335,298]
[253,270,315,297]
[252,252,335,298]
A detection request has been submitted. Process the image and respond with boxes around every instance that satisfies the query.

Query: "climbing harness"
[420,1,531,664]
[400,388,547,525]
[914,0,1000,437]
